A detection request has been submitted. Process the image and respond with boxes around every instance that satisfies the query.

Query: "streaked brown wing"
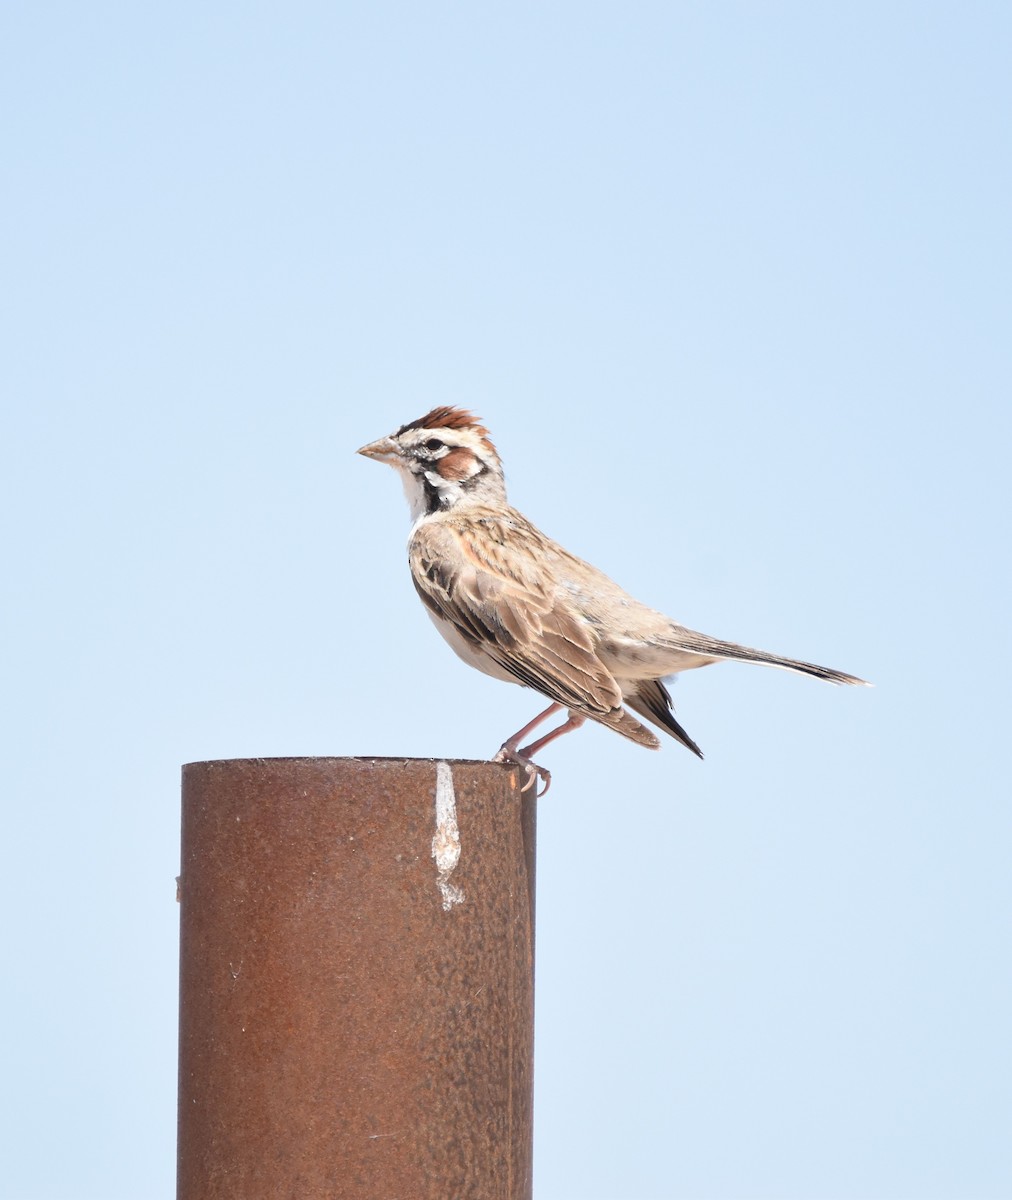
[409,516,624,717]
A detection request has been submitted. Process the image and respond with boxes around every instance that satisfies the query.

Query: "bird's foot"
[493,745,552,797]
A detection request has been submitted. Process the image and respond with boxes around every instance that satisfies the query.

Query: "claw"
[493,746,551,797]
[522,762,551,797]
[492,702,583,797]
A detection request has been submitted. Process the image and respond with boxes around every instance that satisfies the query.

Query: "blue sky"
[3,3,1010,1198]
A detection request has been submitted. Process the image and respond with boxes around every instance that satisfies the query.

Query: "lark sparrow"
[359,407,868,792]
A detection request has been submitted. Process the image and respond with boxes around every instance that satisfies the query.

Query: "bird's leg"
[494,702,562,795]
[519,711,586,760]
[493,704,585,797]
[498,702,563,753]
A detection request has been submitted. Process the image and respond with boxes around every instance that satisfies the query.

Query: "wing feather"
[410,514,659,746]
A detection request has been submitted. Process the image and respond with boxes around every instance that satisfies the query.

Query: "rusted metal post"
[177,757,535,1200]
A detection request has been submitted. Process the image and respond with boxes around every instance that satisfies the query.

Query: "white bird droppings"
[432,761,465,910]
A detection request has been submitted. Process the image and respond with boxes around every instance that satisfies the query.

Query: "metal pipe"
[178,757,536,1200]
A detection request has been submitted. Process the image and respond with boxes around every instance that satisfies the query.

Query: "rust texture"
[177,757,535,1200]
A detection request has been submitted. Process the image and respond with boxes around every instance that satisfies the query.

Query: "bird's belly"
[424,608,519,685]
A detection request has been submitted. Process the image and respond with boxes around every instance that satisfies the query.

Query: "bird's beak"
[357,436,399,464]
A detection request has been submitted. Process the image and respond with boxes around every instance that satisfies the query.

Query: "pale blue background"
[3,3,1009,1198]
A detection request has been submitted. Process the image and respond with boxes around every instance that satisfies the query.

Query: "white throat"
[396,464,431,524]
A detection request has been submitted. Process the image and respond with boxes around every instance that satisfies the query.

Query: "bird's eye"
[425,438,444,452]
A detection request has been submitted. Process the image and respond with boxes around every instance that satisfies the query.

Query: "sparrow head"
[358,406,507,519]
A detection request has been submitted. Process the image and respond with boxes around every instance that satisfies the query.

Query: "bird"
[358,406,869,793]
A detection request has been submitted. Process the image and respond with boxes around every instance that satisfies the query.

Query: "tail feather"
[673,629,870,687]
[625,679,705,759]
[591,705,662,750]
